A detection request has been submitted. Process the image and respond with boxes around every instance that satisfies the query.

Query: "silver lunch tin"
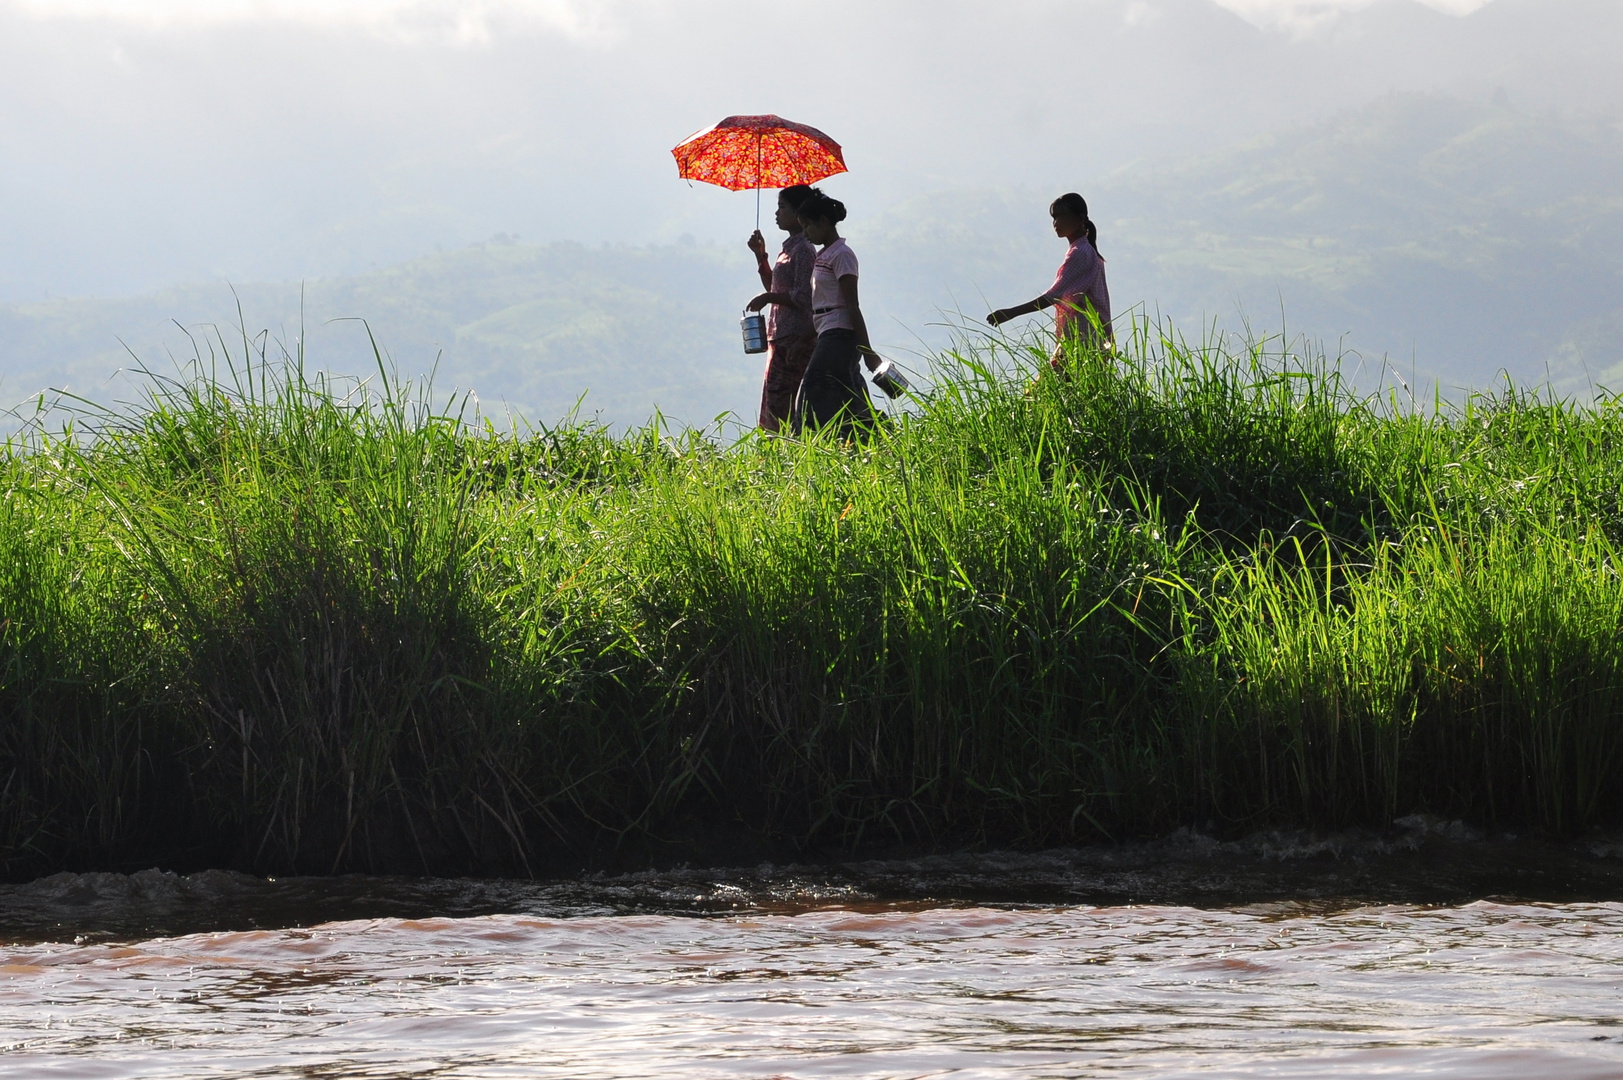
[741,310,768,354]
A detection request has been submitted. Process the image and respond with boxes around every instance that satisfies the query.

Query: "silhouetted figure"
[793,193,879,435]
[988,193,1112,370]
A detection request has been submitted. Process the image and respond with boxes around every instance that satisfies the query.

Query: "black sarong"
[793,328,874,436]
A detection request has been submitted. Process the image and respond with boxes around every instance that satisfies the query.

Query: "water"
[6,822,1623,1078]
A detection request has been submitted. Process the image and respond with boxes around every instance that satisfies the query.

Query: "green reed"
[4,316,1623,878]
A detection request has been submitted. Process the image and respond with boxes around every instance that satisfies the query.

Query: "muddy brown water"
[5,820,1623,1078]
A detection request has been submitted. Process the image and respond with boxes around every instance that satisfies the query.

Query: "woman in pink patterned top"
[988,193,1113,371]
[746,185,819,432]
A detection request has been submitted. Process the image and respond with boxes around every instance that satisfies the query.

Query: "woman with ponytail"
[988,193,1113,369]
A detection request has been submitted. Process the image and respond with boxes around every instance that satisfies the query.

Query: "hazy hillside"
[0,241,759,429]
[1101,95,1623,391]
[3,93,1621,429]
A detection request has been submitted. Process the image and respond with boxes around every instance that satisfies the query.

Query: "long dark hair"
[1050,192,1099,255]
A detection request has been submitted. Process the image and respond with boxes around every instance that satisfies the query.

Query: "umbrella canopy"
[672,114,847,192]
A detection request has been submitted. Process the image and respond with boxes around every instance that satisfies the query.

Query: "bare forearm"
[988,296,1053,325]
[747,291,798,313]
[851,308,878,369]
[833,274,877,368]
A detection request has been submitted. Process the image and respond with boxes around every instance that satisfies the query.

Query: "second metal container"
[871,358,911,398]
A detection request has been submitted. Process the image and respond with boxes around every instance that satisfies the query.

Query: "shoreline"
[7,818,1623,943]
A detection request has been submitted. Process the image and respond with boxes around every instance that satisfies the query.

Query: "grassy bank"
[4,321,1623,879]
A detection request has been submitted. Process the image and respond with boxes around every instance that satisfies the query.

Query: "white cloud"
[1123,1,1165,29]
[1213,0,1492,32]
[1,0,617,42]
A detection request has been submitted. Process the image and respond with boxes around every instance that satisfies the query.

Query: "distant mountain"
[4,0,1620,303]
[2,92,1620,430]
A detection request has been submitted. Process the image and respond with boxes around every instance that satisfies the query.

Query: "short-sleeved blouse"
[1042,237,1111,344]
[810,238,859,334]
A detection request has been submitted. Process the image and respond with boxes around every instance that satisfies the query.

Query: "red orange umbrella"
[672,114,847,226]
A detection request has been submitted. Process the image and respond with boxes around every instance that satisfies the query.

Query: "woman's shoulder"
[1059,238,1100,276]
[818,237,857,265]
[1067,237,1099,260]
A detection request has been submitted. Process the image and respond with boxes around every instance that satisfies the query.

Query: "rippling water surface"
[6,826,1623,1078]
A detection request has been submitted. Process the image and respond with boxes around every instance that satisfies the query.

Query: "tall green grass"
[4,318,1623,878]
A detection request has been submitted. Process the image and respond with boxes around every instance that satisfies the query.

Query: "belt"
[813,306,844,315]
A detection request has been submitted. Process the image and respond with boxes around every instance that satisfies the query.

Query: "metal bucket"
[871,358,911,398]
[741,310,768,354]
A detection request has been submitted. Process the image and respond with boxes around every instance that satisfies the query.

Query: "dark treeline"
[4,321,1623,879]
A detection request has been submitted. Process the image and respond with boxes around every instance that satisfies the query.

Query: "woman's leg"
[760,335,815,432]
[759,340,786,431]
[794,331,871,435]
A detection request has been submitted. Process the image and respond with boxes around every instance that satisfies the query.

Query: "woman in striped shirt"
[988,193,1112,371]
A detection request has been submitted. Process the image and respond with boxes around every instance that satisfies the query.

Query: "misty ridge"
[0,0,1620,427]
[3,91,1619,429]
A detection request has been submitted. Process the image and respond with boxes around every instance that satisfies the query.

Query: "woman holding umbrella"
[794,192,879,435]
[746,184,819,433]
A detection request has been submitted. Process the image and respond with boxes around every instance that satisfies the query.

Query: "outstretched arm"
[987,296,1054,326]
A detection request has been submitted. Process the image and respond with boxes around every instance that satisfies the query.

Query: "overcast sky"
[1,0,1616,302]
[2,0,1495,33]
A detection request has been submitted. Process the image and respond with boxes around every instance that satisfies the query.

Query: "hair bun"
[798,193,847,224]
